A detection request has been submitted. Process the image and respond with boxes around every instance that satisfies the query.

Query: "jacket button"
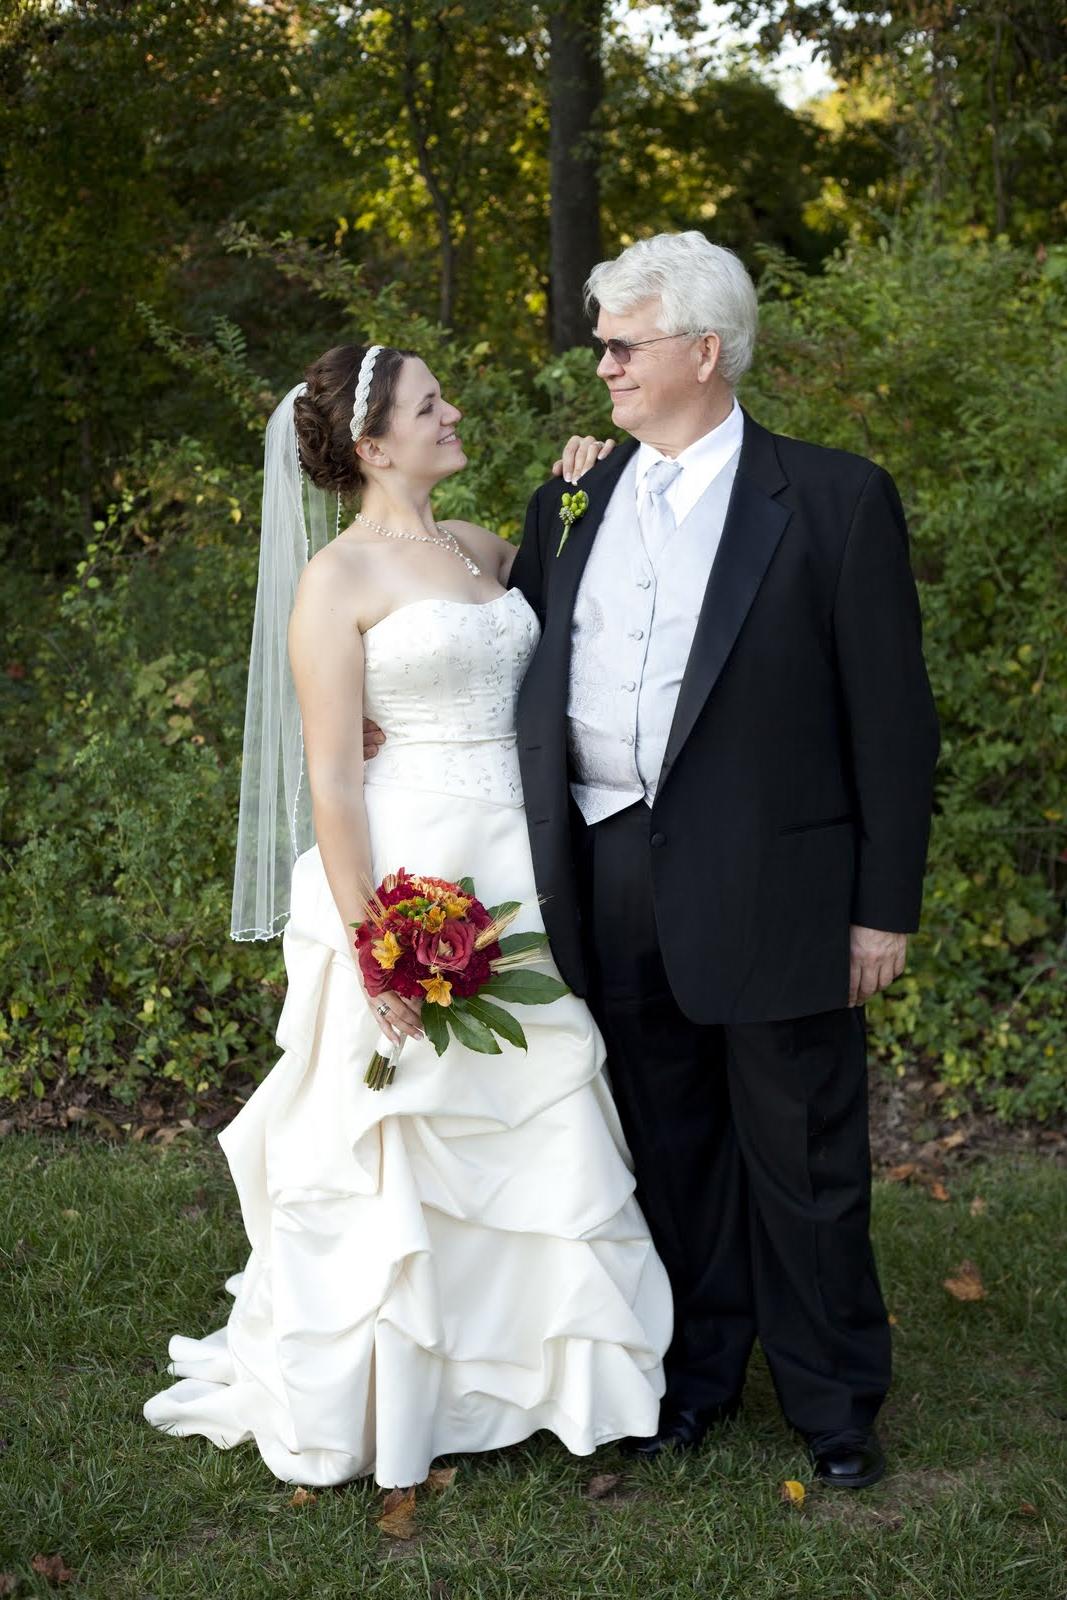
[650,832,666,848]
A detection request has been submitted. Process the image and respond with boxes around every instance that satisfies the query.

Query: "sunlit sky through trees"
[614,0,835,107]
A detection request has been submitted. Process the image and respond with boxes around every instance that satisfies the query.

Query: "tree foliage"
[1,4,1063,1122]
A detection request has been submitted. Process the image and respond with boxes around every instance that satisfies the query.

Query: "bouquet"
[353,869,569,1088]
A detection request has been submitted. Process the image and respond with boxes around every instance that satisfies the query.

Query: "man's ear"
[695,332,721,384]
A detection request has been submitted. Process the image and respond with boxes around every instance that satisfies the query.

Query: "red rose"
[415,917,477,974]
[357,944,392,997]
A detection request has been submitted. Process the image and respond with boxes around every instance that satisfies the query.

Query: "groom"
[507,231,939,1489]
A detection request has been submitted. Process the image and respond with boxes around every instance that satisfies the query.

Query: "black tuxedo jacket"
[508,411,940,1025]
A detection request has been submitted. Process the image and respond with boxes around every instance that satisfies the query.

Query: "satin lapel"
[546,437,639,629]
[659,417,790,782]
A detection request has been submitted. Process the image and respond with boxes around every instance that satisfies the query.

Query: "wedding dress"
[143,588,671,1487]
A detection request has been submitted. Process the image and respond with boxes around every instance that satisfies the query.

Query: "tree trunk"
[398,4,456,327]
[548,0,604,353]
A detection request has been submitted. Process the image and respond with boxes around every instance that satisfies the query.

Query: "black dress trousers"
[576,799,892,1441]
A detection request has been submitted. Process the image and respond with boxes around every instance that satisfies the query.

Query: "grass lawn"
[0,1133,1064,1600]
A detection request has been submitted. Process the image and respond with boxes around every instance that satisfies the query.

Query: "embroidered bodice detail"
[362,589,538,807]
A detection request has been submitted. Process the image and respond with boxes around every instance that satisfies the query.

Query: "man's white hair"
[585,231,758,388]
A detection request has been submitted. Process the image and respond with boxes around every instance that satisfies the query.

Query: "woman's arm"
[288,554,422,1045]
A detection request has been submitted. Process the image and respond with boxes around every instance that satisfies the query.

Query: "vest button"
[636,576,651,589]
[622,680,636,692]
[650,832,666,848]
[630,628,644,640]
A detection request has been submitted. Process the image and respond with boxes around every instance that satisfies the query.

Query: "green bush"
[2,226,1064,1121]
[0,439,283,1103]
[751,225,1067,1120]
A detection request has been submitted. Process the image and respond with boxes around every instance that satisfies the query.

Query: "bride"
[143,342,672,1488]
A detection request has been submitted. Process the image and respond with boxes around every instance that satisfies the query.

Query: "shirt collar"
[635,398,744,491]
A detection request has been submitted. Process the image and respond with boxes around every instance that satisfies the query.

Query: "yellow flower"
[420,973,453,1006]
[371,929,402,970]
[442,894,470,919]
[424,904,446,932]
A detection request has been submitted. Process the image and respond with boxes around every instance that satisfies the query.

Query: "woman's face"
[364,357,466,485]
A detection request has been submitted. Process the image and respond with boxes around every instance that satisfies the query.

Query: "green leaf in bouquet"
[421,999,450,1057]
[457,877,476,896]
[447,1002,502,1054]
[463,994,528,1051]
[495,931,548,958]
[482,970,570,1005]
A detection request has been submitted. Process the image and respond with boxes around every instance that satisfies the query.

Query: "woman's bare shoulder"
[295,535,383,623]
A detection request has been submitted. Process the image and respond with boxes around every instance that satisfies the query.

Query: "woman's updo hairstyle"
[293,344,415,495]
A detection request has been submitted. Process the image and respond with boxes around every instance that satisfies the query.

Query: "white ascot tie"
[639,457,683,559]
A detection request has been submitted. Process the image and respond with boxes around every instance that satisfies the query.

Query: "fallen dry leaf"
[0,1574,18,1596]
[939,1130,969,1151]
[944,1260,987,1302]
[79,1108,122,1140]
[289,1487,317,1508]
[970,1195,987,1216]
[60,1208,80,1221]
[31,1554,75,1585]
[928,1181,950,1202]
[377,1486,418,1540]
[1017,1501,1038,1518]
[153,1122,196,1148]
[885,1163,918,1183]
[888,1313,899,1326]
[780,1479,806,1507]
[585,1472,623,1500]
[426,1466,457,1494]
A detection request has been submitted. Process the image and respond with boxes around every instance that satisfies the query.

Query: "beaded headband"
[349,345,385,442]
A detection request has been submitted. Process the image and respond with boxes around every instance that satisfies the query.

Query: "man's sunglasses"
[591,332,694,365]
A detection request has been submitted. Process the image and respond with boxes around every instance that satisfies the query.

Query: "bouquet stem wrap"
[366,1033,403,1091]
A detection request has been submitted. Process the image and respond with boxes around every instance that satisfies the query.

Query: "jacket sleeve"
[508,485,546,625]
[833,465,940,932]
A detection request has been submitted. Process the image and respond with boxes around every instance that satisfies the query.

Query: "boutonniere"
[556,489,589,557]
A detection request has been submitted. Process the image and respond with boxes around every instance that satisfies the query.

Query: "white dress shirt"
[635,397,744,527]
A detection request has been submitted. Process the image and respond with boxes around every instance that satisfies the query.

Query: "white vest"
[567,445,742,824]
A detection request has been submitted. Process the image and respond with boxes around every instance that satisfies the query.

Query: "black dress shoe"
[620,1399,741,1459]
[806,1429,886,1490]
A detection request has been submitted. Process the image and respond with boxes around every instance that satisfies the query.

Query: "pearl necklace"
[353,511,481,576]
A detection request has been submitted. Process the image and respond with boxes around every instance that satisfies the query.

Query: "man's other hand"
[848,926,907,1006]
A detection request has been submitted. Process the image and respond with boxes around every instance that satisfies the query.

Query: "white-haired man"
[509,231,939,1489]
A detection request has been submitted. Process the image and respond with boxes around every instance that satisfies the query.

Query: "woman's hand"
[551,435,616,484]
[363,983,424,1049]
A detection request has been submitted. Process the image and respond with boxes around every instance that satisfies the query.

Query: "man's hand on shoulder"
[849,926,907,1006]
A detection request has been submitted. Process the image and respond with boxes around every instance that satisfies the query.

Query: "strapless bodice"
[361,589,539,807]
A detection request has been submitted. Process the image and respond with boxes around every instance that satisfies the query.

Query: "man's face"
[594,297,700,440]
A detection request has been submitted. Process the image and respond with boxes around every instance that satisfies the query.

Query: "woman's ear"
[355,436,390,469]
